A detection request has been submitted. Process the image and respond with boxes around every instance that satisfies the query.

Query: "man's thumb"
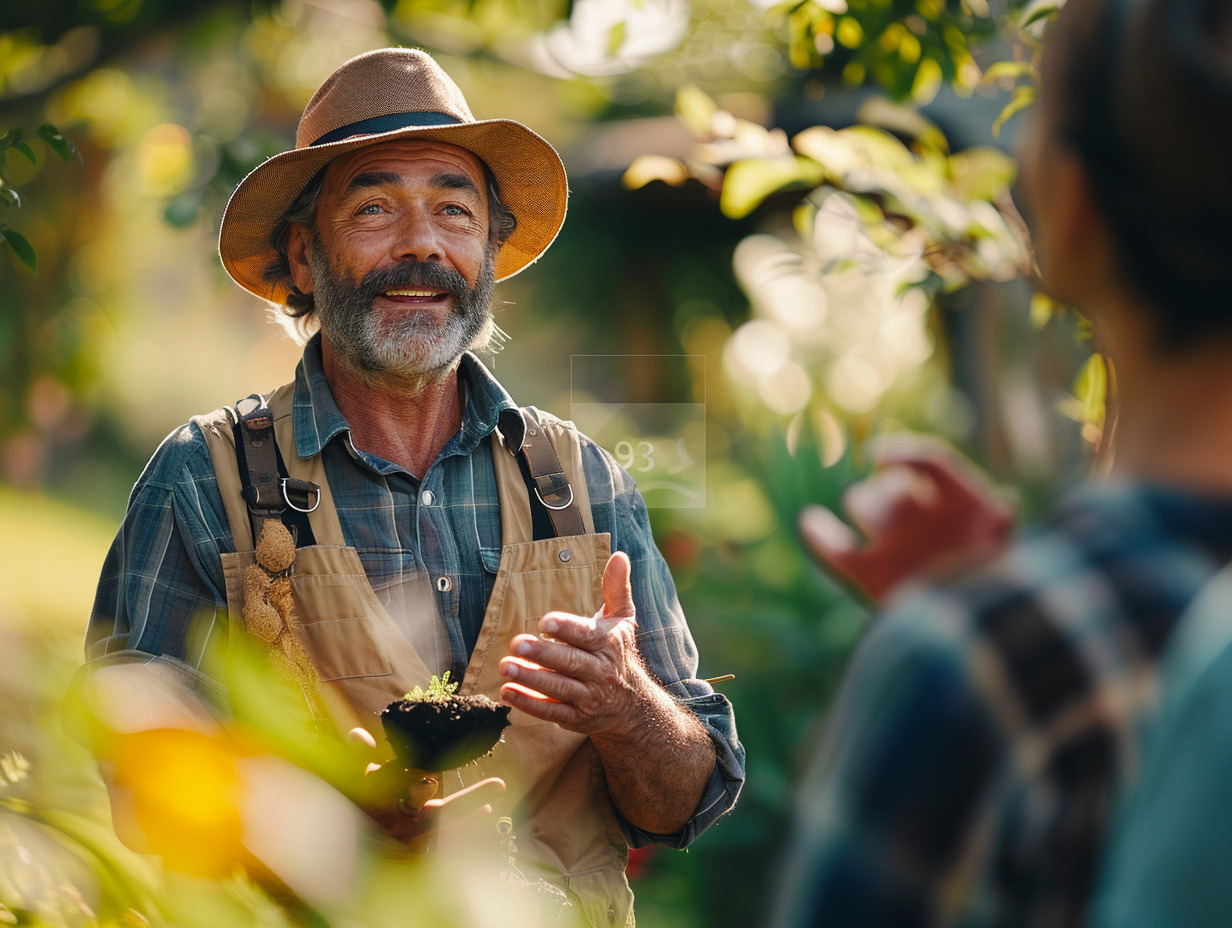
[601,551,636,619]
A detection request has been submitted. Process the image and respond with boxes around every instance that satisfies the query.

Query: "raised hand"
[799,434,1014,604]
[497,551,648,738]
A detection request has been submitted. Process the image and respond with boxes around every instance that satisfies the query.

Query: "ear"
[287,224,315,296]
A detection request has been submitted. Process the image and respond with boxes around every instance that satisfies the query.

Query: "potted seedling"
[380,672,512,786]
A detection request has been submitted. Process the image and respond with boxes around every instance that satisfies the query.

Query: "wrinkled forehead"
[321,138,490,195]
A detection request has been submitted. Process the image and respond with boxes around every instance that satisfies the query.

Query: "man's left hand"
[498,551,652,738]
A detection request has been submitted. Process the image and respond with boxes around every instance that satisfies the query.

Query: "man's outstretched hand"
[496,550,716,835]
[497,551,647,737]
[799,434,1014,604]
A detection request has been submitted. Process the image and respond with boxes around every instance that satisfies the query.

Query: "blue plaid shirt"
[86,335,744,848]
[771,482,1232,928]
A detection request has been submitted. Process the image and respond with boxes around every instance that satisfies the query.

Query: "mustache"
[356,261,471,303]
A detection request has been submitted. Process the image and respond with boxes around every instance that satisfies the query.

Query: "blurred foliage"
[0,0,1099,926]
[0,125,78,273]
[627,84,1027,439]
[776,0,992,101]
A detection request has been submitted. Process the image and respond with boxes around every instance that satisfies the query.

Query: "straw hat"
[218,48,568,305]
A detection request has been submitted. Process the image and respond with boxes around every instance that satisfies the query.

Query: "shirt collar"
[291,333,518,462]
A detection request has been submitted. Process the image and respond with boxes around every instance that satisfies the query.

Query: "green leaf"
[1,227,36,272]
[983,60,1034,84]
[1030,291,1065,329]
[720,156,826,219]
[992,85,1035,136]
[947,146,1016,201]
[607,19,627,57]
[0,184,20,208]
[11,141,36,164]
[623,155,689,190]
[36,124,74,163]
[1074,352,1108,427]
[675,84,719,139]
[1019,0,1062,28]
[856,97,949,154]
[0,129,21,148]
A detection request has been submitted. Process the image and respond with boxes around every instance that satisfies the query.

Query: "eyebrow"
[429,172,481,197]
[345,171,403,194]
[343,170,481,198]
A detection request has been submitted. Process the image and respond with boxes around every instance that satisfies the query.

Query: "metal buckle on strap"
[533,472,575,511]
[281,477,321,513]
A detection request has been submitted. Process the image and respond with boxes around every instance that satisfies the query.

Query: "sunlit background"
[0,0,1093,925]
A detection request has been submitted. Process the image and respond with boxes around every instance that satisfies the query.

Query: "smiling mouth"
[383,289,448,301]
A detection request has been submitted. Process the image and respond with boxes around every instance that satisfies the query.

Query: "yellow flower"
[109,728,246,878]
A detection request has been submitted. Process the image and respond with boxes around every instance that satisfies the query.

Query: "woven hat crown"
[295,49,476,149]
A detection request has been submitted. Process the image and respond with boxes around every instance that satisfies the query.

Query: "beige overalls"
[195,383,636,927]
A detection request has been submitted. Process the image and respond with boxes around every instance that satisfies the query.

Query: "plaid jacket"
[85,335,744,848]
[772,482,1232,928]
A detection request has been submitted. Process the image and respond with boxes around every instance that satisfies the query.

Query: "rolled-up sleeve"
[581,438,746,848]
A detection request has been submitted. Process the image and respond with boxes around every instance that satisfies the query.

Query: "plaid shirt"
[772,482,1232,928]
[86,335,743,848]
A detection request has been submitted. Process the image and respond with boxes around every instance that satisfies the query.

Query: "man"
[772,0,1232,925]
[84,48,743,926]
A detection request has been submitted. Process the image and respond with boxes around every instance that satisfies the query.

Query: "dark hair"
[262,159,518,321]
[1043,0,1232,350]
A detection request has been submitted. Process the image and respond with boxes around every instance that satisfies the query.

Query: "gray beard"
[311,241,495,388]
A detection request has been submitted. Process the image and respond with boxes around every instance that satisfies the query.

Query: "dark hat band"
[311,111,462,147]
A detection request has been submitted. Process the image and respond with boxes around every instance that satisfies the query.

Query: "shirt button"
[436,576,452,592]
[421,490,435,506]
[558,548,573,563]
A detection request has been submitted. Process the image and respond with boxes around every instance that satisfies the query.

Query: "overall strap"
[233,394,320,548]
[497,407,586,539]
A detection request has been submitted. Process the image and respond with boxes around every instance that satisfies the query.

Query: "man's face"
[293,140,497,378]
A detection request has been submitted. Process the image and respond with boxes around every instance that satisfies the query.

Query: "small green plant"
[403,672,459,704]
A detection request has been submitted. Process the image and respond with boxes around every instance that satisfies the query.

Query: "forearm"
[589,669,716,836]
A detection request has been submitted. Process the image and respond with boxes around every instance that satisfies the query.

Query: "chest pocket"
[287,554,394,681]
[221,545,397,683]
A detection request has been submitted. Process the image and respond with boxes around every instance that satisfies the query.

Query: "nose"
[391,206,442,264]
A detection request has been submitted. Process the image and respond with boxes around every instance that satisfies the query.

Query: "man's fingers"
[600,551,635,620]
[499,655,591,704]
[346,727,378,750]
[432,776,504,818]
[499,681,573,726]
[504,635,592,679]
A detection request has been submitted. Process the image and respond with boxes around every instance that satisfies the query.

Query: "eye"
[442,204,469,216]
[357,202,385,215]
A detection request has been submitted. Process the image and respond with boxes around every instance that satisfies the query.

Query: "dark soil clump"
[381,693,512,771]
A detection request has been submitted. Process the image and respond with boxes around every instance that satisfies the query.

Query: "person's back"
[773,0,1232,924]
[1089,557,1232,927]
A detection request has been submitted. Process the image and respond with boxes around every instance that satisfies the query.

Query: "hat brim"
[218,118,568,305]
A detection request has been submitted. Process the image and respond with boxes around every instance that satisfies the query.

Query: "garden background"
[0,0,1095,925]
